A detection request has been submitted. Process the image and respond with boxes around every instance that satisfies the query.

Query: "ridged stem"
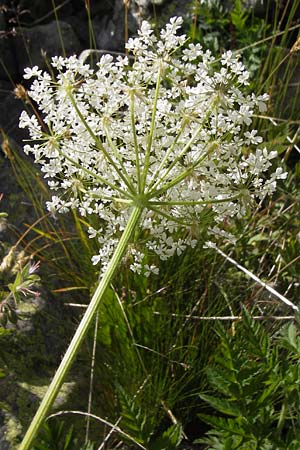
[19,206,143,450]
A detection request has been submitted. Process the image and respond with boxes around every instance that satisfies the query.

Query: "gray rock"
[88,0,114,16]
[0,409,22,450]
[0,13,19,80]
[143,0,194,32]
[68,14,91,47]
[0,87,25,142]
[94,0,138,51]
[131,0,166,9]
[14,20,82,76]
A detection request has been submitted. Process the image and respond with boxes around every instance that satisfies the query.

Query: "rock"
[0,12,19,80]
[0,408,22,450]
[68,14,91,47]
[14,20,82,76]
[131,0,166,10]
[0,411,11,450]
[87,0,114,16]
[16,0,75,25]
[93,0,138,51]
[0,79,11,103]
[0,87,25,143]
[0,290,78,445]
[142,0,194,33]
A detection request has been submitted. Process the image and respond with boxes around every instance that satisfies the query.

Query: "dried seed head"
[0,246,17,273]
[14,83,29,102]
[291,37,300,53]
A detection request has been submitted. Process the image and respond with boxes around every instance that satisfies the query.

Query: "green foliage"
[0,260,40,326]
[197,310,300,449]
[7,261,40,303]
[32,421,76,450]
[116,385,183,449]
[117,384,156,446]
[149,424,183,450]
[190,0,269,73]
[191,0,300,118]
[77,260,219,446]
[0,201,41,386]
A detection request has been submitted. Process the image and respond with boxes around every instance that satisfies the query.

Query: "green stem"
[149,194,241,206]
[60,145,132,199]
[142,63,161,191]
[150,149,208,198]
[148,205,193,227]
[146,118,187,192]
[147,101,218,195]
[129,90,142,193]
[19,206,143,450]
[103,123,136,191]
[68,92,135,194]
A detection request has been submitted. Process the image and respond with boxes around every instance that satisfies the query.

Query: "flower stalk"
[19,206,143,450]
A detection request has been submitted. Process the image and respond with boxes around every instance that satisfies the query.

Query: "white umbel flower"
[20,17,284,275]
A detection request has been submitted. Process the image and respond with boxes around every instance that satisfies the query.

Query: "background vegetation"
[0,0,300,448]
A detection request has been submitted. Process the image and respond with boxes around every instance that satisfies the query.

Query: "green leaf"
[206,367,235,395]
[199,393,241,417]
[231,0,249,30]
[0,325,11,336]
[248,234,268,244]
[149,424,183,450]
[117,385,154,445]
[198,413,248,438]
[62,425,74,450]
[288,324,298,349]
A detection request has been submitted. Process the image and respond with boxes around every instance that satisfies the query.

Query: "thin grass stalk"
[124,0,129,53]
[112,286,148,374]
[51,0,66,57]
[48,410,146,450]
[233,23,300,58]
[259,1,300,93]
[212,245,299,311]
[85,0,97,52]
[5,147,90,276]
[153,312,297,321]
[19,206,143,450]
[85,310,99,444]
[191,0,198,42]
[98,417,122,450]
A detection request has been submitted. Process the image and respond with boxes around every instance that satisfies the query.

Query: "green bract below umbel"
[20,16,286,276]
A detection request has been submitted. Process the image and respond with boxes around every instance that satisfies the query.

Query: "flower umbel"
[20,17,285,275]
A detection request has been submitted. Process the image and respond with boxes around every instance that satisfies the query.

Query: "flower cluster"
[19,17,286,276]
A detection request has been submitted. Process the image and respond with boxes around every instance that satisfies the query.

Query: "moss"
[0,377,77,448]
[18,380,76,409]
[0,381,75,448]
[0,401,23,449]
[3,415,23,449]
[0,281,79,447]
